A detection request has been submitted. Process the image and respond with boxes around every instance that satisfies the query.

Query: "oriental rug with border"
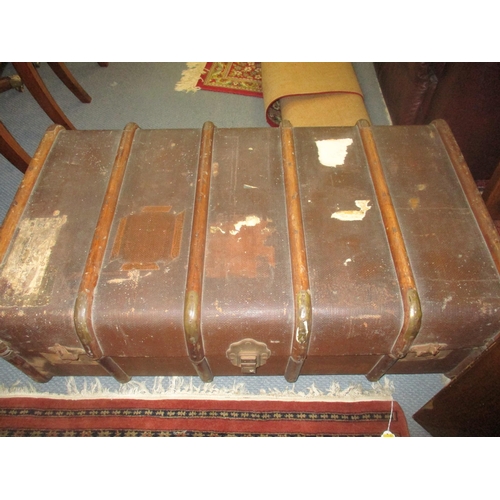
[175,63,263,97]
[0,377,409,437]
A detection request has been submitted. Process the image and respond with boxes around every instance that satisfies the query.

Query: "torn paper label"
[0,215,67,306]
[332,200,371,221]
[316,138,353,167]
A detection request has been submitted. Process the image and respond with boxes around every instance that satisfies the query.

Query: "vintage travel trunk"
[1,120,499,384]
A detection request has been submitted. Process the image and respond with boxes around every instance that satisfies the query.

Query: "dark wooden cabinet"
[414,338,500,436]
[375,63,500,180]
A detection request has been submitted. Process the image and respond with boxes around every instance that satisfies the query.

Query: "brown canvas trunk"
[1,120,499,384]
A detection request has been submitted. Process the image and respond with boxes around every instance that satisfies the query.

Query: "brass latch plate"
[226,338,271,374]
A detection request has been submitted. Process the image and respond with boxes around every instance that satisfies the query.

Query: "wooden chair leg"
[0,121,31,173]
[47,63,92,103]
[12,62,75,130]
[0,77,13,93]
[483,160,500,220]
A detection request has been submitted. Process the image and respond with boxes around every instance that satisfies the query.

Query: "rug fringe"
[0,376,394,402]
[175,62,207,92]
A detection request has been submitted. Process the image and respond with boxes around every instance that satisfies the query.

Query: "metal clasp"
[226,338,271,374]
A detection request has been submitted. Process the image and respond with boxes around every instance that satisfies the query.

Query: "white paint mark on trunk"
[229,215,261,235]
[332,200,371,221]
[316,138,353,167]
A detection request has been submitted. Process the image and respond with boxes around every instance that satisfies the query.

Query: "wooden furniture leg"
[0,121,31,173]
[483,160,500,220]
[0,77,12,93]
[47,63,91,103]
[12,62,76,130]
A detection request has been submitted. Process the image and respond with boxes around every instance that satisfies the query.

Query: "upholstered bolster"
[262,62,370,127]
[280,92,370,127]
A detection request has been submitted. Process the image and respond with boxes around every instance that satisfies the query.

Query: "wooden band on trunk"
[74,122,139,384]
[280,121,312,383]
[183,121,215,383]
[0,125,63,384]
[433,119,500,378]
[0,124,64,263]
[357,120,422,381]
[432,119,500,273]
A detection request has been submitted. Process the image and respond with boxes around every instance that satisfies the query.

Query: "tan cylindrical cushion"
[262,62,370,127]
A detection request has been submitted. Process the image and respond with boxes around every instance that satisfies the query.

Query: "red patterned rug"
[0,397,408,437]
[197,63,262,97]
[176,63,263,97]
